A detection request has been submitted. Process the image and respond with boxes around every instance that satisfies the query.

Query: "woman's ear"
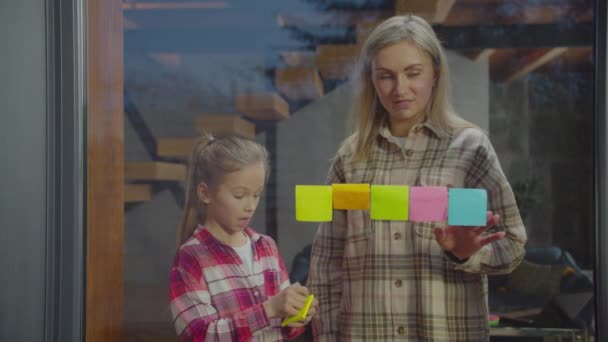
[197,182,211,204]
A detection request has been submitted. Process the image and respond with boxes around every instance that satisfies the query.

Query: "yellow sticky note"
[295,186,332,222]
[332,183,370,210]
[281,294,315,327]
[370,185,409,220]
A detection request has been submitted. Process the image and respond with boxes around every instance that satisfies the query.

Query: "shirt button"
[397,326,405,335]
[394,279,403,287]
[405,149,414,157]
[393,232,402,240]
[413,126,422,133]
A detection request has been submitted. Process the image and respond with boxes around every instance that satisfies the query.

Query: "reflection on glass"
[120,1,595,341]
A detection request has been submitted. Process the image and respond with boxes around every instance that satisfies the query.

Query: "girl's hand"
[286,297,319,328]
[263,283,309,319]
[433,211,505,260]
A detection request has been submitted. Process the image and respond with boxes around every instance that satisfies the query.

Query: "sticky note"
[409,186,448,222]
[295,185,332,222]
[281,294,315,327]
[332,183,370,210]
[448,188,487,226]
[370,185,409,220]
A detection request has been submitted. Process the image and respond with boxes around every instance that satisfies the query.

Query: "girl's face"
[201,162,265,235]
[371,40,436,127]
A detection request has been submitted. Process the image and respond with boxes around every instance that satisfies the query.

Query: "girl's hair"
[348,14,477,161]
[177,133,269,245]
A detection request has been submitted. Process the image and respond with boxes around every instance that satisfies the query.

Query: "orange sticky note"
[332,183,370,210]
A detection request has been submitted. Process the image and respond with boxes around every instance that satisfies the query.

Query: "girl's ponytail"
[176,134,213,246]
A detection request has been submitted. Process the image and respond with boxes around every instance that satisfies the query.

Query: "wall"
[0,1,47,341]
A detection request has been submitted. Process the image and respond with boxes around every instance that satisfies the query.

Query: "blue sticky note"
[448,188,487,226]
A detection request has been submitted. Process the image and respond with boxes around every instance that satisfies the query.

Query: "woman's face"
[371,40,436,126]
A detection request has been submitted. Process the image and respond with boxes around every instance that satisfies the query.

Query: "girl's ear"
[197,182,211,204]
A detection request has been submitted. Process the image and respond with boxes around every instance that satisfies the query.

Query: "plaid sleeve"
[455,131,527,274]
[308,156,347,342]
[169,250,271,342]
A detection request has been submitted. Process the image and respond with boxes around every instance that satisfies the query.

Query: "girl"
[170,134,318,341]
[308,15,527,341]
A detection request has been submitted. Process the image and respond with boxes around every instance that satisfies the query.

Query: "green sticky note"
[370,185,409,220]
[295,185,333,222]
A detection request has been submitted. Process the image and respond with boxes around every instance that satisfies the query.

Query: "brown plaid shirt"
[309,122,527,341]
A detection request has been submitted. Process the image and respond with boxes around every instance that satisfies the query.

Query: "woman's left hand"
[433,211,505,261]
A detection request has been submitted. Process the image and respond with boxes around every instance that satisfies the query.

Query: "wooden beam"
[125,184,152,203]
[87,0,124,341]
[491,47,568,83]
[235,93,290,121]
[157,116,257,159]
[195,114,256,138]
[275,67,324,101]
[316,44,361,80]
[395,0,456,23]
[125,161,186,181]
[157,138,198,159]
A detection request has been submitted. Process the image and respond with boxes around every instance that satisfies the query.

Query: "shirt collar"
[195,225,261,247]
[378,119,449,141]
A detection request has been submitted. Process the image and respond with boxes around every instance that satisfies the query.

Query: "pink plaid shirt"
[169,226,305,341]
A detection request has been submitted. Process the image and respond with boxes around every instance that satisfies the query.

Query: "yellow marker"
[281,294,315,327]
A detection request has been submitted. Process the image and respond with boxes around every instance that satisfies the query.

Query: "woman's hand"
[433,211,505,260]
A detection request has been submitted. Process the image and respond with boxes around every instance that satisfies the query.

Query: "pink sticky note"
[409,186,448,222]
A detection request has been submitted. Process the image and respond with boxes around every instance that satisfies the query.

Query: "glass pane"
[121,1,596,341]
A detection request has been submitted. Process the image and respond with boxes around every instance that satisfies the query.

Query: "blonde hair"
[349,14,477,161]
[177,134,269,245]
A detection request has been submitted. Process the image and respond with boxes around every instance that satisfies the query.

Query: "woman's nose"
[395,75,409,95]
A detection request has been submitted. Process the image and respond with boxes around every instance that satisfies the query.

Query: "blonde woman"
[308,15,527,341]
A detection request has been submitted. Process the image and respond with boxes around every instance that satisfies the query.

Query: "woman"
[308,15,527,341]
